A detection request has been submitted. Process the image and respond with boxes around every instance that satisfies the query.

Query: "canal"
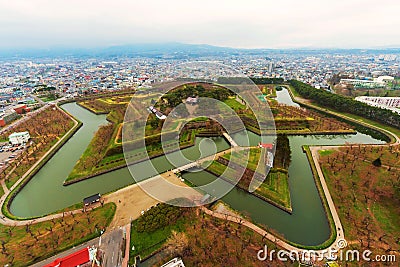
[9,101,385,247]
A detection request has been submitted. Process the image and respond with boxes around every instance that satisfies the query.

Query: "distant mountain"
[0,43,399,59]
[0,43,240,59]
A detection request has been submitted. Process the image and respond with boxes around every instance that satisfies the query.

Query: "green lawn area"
[256,170,291,210]
[0,185,4,199]
[39,95,58,102]
[206,151,292,211]
[223,98,246,110]
[130,215,190,260]
[336,111,400,140]
[318,149,335,156]
[221,147,263,173]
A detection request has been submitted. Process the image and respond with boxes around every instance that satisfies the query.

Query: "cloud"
[0,0,399,48]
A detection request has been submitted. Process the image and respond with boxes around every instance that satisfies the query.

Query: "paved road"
[101,227,124,267]
[29,93,46,105]
[0,105,46,135]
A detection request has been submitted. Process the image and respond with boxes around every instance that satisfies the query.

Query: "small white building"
[9,131,30,145]
[161,258,186,267]
[186,96,199,105]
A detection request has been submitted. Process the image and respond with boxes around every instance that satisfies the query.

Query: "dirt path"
[104,172,203,230]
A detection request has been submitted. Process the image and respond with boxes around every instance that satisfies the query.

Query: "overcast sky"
[0,0,399,49]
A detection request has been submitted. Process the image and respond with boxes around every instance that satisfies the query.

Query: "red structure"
[13,104,30,114]
[258,143,274,150]
[0,119,5,127]
[43,247,90,267]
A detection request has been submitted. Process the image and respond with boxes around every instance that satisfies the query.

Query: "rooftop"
[43,247,90,267]
[83,193,101,205]
[9,131,29,138]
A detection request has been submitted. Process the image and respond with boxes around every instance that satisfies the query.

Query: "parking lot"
[0,144,25,172]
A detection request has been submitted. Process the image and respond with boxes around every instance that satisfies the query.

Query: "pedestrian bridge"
[222,132,239,147]
[172,147,242,174]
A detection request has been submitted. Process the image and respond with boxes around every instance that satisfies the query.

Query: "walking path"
[122,223,131,267]
[223,132,239,147]
[1,165,16,194]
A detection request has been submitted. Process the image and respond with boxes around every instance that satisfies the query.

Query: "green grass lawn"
[318,149,335,156]
[39,95,58,102]
[0,185,4,199]
[223,98,246,110]
[221,148,262,172]
[206,153,292,210]
[130,209,194,262]
[256,170,291,209]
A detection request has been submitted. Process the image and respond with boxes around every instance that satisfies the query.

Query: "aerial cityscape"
[0,1,399,267]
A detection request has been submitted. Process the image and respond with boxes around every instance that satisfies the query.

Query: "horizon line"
[0,42,400,52]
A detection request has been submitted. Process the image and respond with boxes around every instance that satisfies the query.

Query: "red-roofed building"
[258,143,274,150]
[43,247,90,267]
[13,104,30,114]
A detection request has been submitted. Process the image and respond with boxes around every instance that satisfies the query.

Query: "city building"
[13,104,30,114]
[8,131,30,145]
[43,247,97,267]
[355,96,400,114]
[340,76,394,88]
[375,75,395,84]
[340,78,383,88]
[0,109,18,127]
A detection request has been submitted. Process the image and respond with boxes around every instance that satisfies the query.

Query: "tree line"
[273,134,291,169]
[289,80,400,129]
[251,77,285,84]
[161,83,233,109]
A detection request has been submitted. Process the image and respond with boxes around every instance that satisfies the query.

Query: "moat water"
[10,101,384,246]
